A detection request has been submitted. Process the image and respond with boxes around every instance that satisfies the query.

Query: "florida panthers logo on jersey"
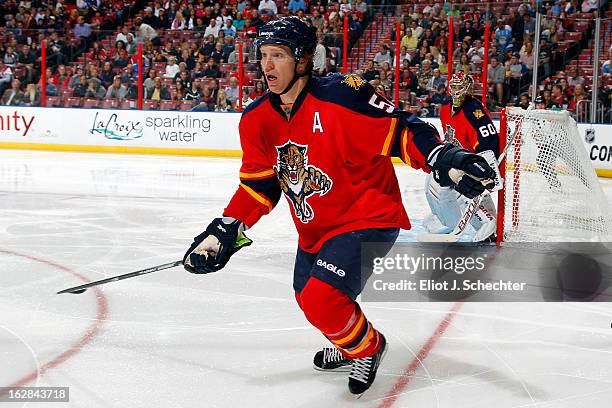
[274,141,332,223]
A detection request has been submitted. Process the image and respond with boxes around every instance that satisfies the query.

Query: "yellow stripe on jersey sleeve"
[239,169,276,179]
[381,117,398,156]
[240,183,274,212]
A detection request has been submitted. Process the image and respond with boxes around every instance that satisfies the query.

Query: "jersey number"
[368,94,394,113]
[478,124,498,138]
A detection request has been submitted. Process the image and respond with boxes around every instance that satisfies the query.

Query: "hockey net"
[498,107,612,243]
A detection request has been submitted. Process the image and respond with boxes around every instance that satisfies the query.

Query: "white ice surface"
[0,150,611,408]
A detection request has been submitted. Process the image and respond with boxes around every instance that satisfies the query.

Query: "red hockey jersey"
[439,96,499,156]
[224,74,443,252]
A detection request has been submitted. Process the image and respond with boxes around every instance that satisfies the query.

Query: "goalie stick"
[57,260,182,294]
[418,111,522,243]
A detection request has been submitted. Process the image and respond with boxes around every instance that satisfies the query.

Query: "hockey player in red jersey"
[183,17,496,395]
[424,72,501,242]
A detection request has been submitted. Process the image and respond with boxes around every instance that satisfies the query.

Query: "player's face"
[260,45,296,94]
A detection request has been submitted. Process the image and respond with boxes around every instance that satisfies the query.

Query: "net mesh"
[503,107,612,242]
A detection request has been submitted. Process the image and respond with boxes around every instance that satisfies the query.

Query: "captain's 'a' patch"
[341,73,366,90]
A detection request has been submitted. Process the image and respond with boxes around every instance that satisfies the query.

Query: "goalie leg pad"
[425,173,462,232]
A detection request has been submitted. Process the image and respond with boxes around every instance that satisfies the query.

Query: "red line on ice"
[0,249,108,394]
[377,302,462,408]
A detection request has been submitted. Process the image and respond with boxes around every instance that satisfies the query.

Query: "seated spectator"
[84,78,105,98]
[147,77,171,100]
[172,81,186,101]
[400,67,418,93]
[516,93,530,110]
[215,88,232,111]
[488,57,505,105]
[401,29,418,52]
[379,71,392,93]
[142,6,160,29]
[438,54,448,76]
[200,86,216,110]
[164,57,180,78]
[233,12,246,31]
[116,26,132,45]
[53,65,71,90]
[222,19,237,38]
[191,62,205,79]
[99,62,115,89]
[1,79,23,106]
[205,19,221,38]
[362,60,380,82]
[568,83,588,113]
[87,41,108,62]
[430,84,448,105]
[520,41,534,72]
[258,0,277,15]
[250,81,267,99]
[177,70,193,91]
[73,75,89,97]
[113,49,130,69]
[394,46,410,67]
[194,17,207,35]
[74,16,92,45]
[143,69,158,94]
[225,76,240,104]
[124,79,139,99]
[211,43,225,64]
[288,0,307,13]
[172,11,193,30]
[452,42,471,63]
[567,67,585,87]
[505,53,524,99]
[550,84,567,108]
[203,58,221,78]
[417,60,434,95]
[495,19,513,52]
[426,68,446,92]
[458,20,477,42]
[106,75,127,99]
[374,44,393,67]
[185,82,202,102]
[241,87,254,107]
[468,40,485,64]
[20,83,40,107]
[3,46,18,67]
[456,53,475,74]
[242,19,257,37]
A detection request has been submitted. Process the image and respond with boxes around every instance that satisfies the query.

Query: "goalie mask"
[449,72,474,107]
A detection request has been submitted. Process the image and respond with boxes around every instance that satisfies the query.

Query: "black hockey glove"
[183,218,253,274]
[431,144,496,199]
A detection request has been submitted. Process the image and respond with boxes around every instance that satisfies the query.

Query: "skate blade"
[313,364,352,373]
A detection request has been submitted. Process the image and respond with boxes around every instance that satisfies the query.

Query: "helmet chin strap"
[278,63,309,96]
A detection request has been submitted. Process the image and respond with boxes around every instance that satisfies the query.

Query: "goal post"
[497,107,612,243]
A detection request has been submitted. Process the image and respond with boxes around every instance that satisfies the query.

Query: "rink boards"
[0,106,610,176]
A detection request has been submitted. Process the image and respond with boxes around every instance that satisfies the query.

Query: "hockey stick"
[418,114,522,243]
[57,260,182,294]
